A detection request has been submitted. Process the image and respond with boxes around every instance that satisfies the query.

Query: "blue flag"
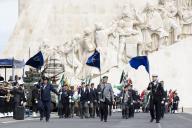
[129,56,149,73]
[26,51,44,69]
[86,50,100,70]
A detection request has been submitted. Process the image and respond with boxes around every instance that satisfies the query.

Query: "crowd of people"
[0,74,180,123]
[141,81,180,115]
[0,75,26,119]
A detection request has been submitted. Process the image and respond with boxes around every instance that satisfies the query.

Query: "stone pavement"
[0,112,192,128]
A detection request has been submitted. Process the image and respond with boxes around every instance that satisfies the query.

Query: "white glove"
[23,102,26,106]
[21,101,24,105]
[69,96,72,99]
[161,101,164,104]
[78,94,81,97]
[120,97,123,99]
[88,101,90,104]
[60,92,62,95]
[35,100,38,104]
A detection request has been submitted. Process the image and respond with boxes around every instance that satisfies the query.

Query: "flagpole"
[148,72,151,82]
[99,69,101,83]
[72,47,75,75]
[147,56,151,82]
[29,48,31,59]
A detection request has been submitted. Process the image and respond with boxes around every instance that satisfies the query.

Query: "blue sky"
[0,0,18,53]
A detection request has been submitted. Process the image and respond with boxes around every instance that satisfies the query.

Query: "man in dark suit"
[60,84,70,118]
[159,81,166,118]
[91,83,99,118]
[32,80,42,117]
[147,75,164,123]
[69,86,75,118]
[37,77,59,122]
[128,86,135,118]
[85,84,96,118]
[78,82,87,119]
[11,82,26,119]
[0,85,7,117]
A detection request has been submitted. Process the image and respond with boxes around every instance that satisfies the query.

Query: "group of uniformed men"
[0,74,180,124]
[56,76,114,122]
[0,75,26,118]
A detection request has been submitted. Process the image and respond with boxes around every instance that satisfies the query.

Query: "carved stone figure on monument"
[178,7,192,37]
[140,3,168,54]
[39,42,53,58]
[94,23,118,73]
[159,0,181,45]
[78,28,97,79]
[177,0,192,8]
[53,43,73,76]
[108,20,119,51]
[115,4,142,65]
[58,41,83,78]
[81,28,96,53]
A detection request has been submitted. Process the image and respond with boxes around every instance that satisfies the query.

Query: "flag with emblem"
[26,51,44,69]
[86,50,100,70]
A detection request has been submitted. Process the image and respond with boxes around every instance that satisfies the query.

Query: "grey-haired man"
[99,76,114,122]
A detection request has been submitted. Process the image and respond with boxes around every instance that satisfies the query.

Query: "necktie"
[101,85,106,99]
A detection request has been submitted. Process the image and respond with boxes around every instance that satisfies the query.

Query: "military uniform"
[60,88,70,118]
[172,94,179,113]
[78,86,87,118]
[11,85,26,119]
[0,88,7,117]
[121,89,131,119]
[69,89,75,118]
[91,87,99,117]
[36,79,59,122]
[147,80,164,123]
[160,89,167,118]
[85,87,96,118]
[32,85,40,116]
[128,88,136,118]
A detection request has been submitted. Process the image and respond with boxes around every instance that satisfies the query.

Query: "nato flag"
[129,56,149,73]
[86,50,100,70]
[26,51,44,69]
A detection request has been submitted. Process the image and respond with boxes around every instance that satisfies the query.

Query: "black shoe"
[40,118,43,121]
[104,120,107,122]
[156,120,160,123]
[150,118,154,122]
[46,118,49,122]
